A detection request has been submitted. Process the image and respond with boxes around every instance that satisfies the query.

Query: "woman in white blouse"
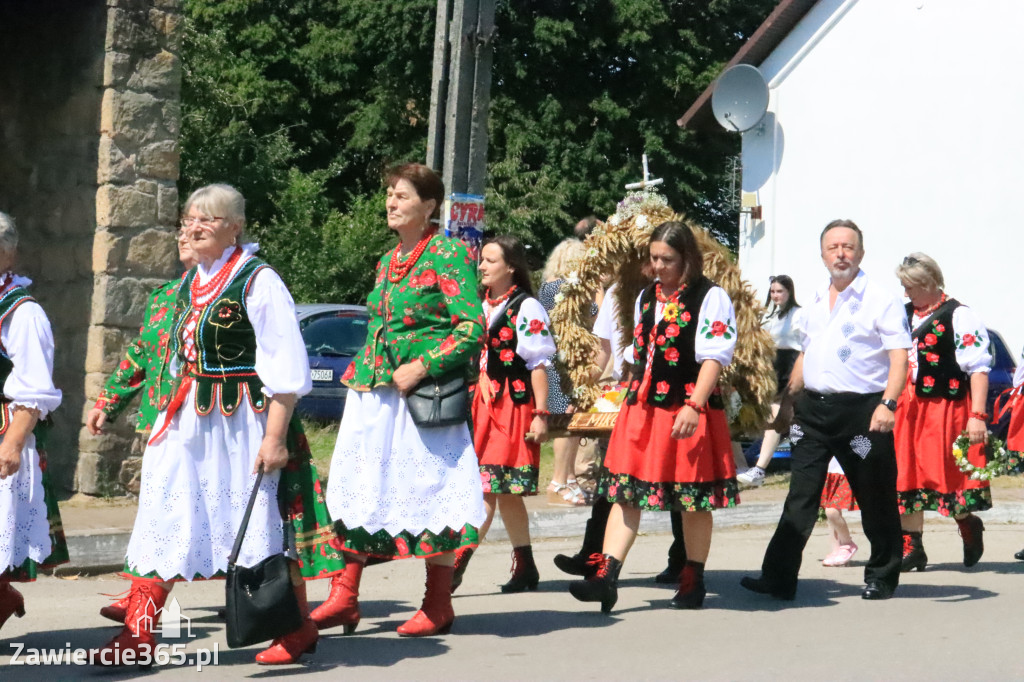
[452,236,555,594]
[0,212,65,635]
[737,275,803,487]
[94,185,343,666]
[893,253,991,571]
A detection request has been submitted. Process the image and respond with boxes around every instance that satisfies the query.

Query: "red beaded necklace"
[486,284,517,307]
[913,292,947,318]
[191,246,243,308]
[387,228,436,283]
[655,282,685,304]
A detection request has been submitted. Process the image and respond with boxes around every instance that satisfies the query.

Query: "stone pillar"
[76,0,183,495]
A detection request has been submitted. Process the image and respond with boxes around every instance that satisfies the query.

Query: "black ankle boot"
[655,513,687,584]
[568,554,622,613]
[955,515,984,567]
[450,546,475,594]
[501,545,540,593]
[554,515,605,577]
[900,531,927,572]
[670,560,706,609]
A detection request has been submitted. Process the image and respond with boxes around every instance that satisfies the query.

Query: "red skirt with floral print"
[820,473,858,511]
[471,386,539,472]
[894,388,989,495]
[603,399,735,486]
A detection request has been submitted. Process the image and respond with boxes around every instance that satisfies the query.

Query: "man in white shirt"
[741,219,911,601]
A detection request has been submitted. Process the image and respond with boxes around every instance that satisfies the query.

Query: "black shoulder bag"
[225,466,303,648]
[380,281,470,428]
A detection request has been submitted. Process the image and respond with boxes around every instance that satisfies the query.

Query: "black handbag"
[224,467,303,649]
[380,283,469,428]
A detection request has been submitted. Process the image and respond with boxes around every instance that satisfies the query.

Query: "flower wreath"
[951,430,1010,480]
[547,188,778,434]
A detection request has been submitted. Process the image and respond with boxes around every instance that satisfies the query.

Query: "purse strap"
[228,465,290,568]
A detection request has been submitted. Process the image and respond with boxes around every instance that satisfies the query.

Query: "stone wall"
[0,0,182,495]
[0,0,108,491]
[78,0,183,495]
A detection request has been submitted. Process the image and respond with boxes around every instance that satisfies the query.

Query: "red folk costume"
[894,298,994,516]
[598,278,740,511]
[471,288,556,495]
[1001,364,1024,474]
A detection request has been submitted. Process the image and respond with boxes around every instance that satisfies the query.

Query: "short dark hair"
[649,221,703,286]
[482,234,534,296]
[385,163,444,220]
[574,215,599,239]
[819,218,864,249]
[766,274,800,317]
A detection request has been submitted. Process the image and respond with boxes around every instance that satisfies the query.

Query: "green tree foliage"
[180,0,776,302]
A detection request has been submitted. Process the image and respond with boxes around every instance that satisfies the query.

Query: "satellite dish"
[711,64,769,133]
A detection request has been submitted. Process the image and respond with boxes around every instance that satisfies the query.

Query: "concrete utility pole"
[427,0,496,196]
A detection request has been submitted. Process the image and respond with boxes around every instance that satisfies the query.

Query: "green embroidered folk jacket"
[343,234,485,390]
[95,279,178,433]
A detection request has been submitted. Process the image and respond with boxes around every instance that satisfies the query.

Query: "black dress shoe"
[654,562,682,584]
[861,581,894,600]
[1014,548,1024,561]
[739,575,795,601]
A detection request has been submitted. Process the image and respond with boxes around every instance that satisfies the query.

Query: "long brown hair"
[649,221,703,286]
[482,234,534,297]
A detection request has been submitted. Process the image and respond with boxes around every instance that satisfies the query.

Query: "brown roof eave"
[677,0,819,132]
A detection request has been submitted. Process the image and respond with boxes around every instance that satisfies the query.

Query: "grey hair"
[183,184,246,239]
[0,212,18,261]
[895,251,944,291]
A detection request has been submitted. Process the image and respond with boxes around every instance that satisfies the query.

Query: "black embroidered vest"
[624,277,724,409]
[484,291,534,405]
[907,298,968,400]
[172,257,273,415]
[0,287,35,435]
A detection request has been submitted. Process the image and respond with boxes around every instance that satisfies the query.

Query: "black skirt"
[773,349,800,397]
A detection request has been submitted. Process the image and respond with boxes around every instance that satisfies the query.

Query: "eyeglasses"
[180,215,224,228]
[902,256,919,266]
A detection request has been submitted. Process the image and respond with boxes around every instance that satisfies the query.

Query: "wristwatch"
[880,399,897,412]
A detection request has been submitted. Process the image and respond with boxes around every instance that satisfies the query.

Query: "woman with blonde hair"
[537,238,591,506]
[893,252,991,571]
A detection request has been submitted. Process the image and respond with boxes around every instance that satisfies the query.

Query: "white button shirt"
[801,269,912,394]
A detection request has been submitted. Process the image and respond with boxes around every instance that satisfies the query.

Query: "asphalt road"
[2,521,1023,681]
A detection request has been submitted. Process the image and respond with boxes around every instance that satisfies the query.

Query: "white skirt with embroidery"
[124,389,282,581]
[0,433,52,573]
[326,387,486,537]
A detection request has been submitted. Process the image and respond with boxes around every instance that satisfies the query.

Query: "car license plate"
[310,369,333,382]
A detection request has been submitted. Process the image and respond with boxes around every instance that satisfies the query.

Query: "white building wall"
[740,0,1024,355]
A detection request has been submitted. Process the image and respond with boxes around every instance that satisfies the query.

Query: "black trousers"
[761,391,902,593]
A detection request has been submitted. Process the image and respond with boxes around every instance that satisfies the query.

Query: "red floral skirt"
[597,400,738,511]
[471,387,540,495]
[820,473,858,511]
[894,388,991,516]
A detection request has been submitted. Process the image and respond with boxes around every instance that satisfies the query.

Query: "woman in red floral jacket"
[569,221,738,613]
[450,236,555,594]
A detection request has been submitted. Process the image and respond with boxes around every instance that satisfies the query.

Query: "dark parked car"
[743,327,1017,467]
[295,304,369,421]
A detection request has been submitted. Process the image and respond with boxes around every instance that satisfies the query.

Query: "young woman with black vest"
[450,236,555,593]
[894,253,992,571]
[568,221,739,612]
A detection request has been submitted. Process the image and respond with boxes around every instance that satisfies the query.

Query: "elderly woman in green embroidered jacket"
[93,184,344,667]
[317,163,487,638]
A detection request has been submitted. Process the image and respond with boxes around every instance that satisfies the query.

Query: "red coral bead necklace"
[387,227,436,283]
[913,292,947,317]
[191,246,243,308]
[486,284,517,306]
[655,282,686,304]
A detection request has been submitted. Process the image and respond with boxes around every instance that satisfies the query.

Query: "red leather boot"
[310,560,363,633]
[397,563,455,637]
[256,580,319,665]
[0,582,26,631]
[99,589,131,623]
[92,580,169,667]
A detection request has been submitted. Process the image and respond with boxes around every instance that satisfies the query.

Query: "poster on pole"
[444,193,485,260]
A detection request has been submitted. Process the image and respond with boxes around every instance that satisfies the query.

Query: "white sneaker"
[736,467,766,487]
